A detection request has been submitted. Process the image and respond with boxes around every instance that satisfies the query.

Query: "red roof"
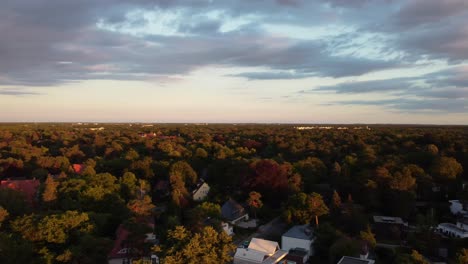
[0,179,40,206]
[72,164,86,174]
[108,224,131,259]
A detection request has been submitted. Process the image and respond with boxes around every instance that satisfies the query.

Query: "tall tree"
[247,191,263,219]
[309,192,329,226]
[42,175,59,203]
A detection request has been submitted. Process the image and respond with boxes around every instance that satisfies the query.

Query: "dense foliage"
[0,124,467,263]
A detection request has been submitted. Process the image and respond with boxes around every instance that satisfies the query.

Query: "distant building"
[192,179,210,201]
[108,218,157,264]
[222,198,249,224]
[234,238,288,264]
[437,218,468,238]
[281,225,315,264]
[0,178,40,206]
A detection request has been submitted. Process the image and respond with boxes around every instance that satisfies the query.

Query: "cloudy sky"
[1,0,467,123]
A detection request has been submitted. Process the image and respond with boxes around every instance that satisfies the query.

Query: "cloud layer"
[0,0,467,116]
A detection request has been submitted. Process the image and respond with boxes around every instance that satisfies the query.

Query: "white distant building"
[234,238,288,264]
[192,179,210,201]
[437,218,468,238]
[281,225,315,263]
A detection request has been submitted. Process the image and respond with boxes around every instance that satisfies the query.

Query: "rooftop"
[373,215,405,225]
[282,224,314,240]
[438,223,468,234]
[337,256,375,264]
[0,179,40,205]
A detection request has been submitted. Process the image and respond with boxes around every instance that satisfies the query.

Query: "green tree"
[283,192,329,225]
[163,226,235,264]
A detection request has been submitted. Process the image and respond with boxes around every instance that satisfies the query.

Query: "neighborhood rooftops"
[282,224,314,240]
[0,178,40,206]
[234,238,287,264]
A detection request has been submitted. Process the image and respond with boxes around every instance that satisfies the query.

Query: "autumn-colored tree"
[0,206,8,226]
[359,225,376,248]
[247,191,263,219]
[127,195,155,216]
[42,175,59,203]
[431,157,463,181]
[169,161,197,185]
[248,159,290,195]
[389,170,416,191]
[310,192,329,226]
[410,250,429,264]
[11,211,93,244]
[332,190,342,210]
[456,248,468,264]
[163,226,235,264]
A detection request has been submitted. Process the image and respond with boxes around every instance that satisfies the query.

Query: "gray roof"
[222,199,246,221]
[282,225,314,240]
[337,256,374,264]
[373,215,405,225]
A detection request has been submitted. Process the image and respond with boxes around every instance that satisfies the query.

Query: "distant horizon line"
[0,121,467,126]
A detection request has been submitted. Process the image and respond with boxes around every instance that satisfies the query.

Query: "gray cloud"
[315,77,416,94]
[335,98,467,113]
[394,0,468,29]
[0,0,467,91]
[0,89,41,96]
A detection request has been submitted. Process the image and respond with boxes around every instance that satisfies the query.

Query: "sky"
[0,0,467,124]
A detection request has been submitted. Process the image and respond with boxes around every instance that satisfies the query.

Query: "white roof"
[234,248,267,263]
[249,238,279,255]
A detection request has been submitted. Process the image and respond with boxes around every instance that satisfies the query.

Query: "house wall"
[193,183,210,201]
[281,237,314,258]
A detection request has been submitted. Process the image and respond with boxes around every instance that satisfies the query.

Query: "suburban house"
[337,256,375,264]
[281,225,315,264]
[373,215,408,240]
[437,218,468,238]
[108,218,158,264]
[222,221,234,236]
[0,178,40,206]
[234,238,288,264]
[222,198,249,224]
[192,179,210,201]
